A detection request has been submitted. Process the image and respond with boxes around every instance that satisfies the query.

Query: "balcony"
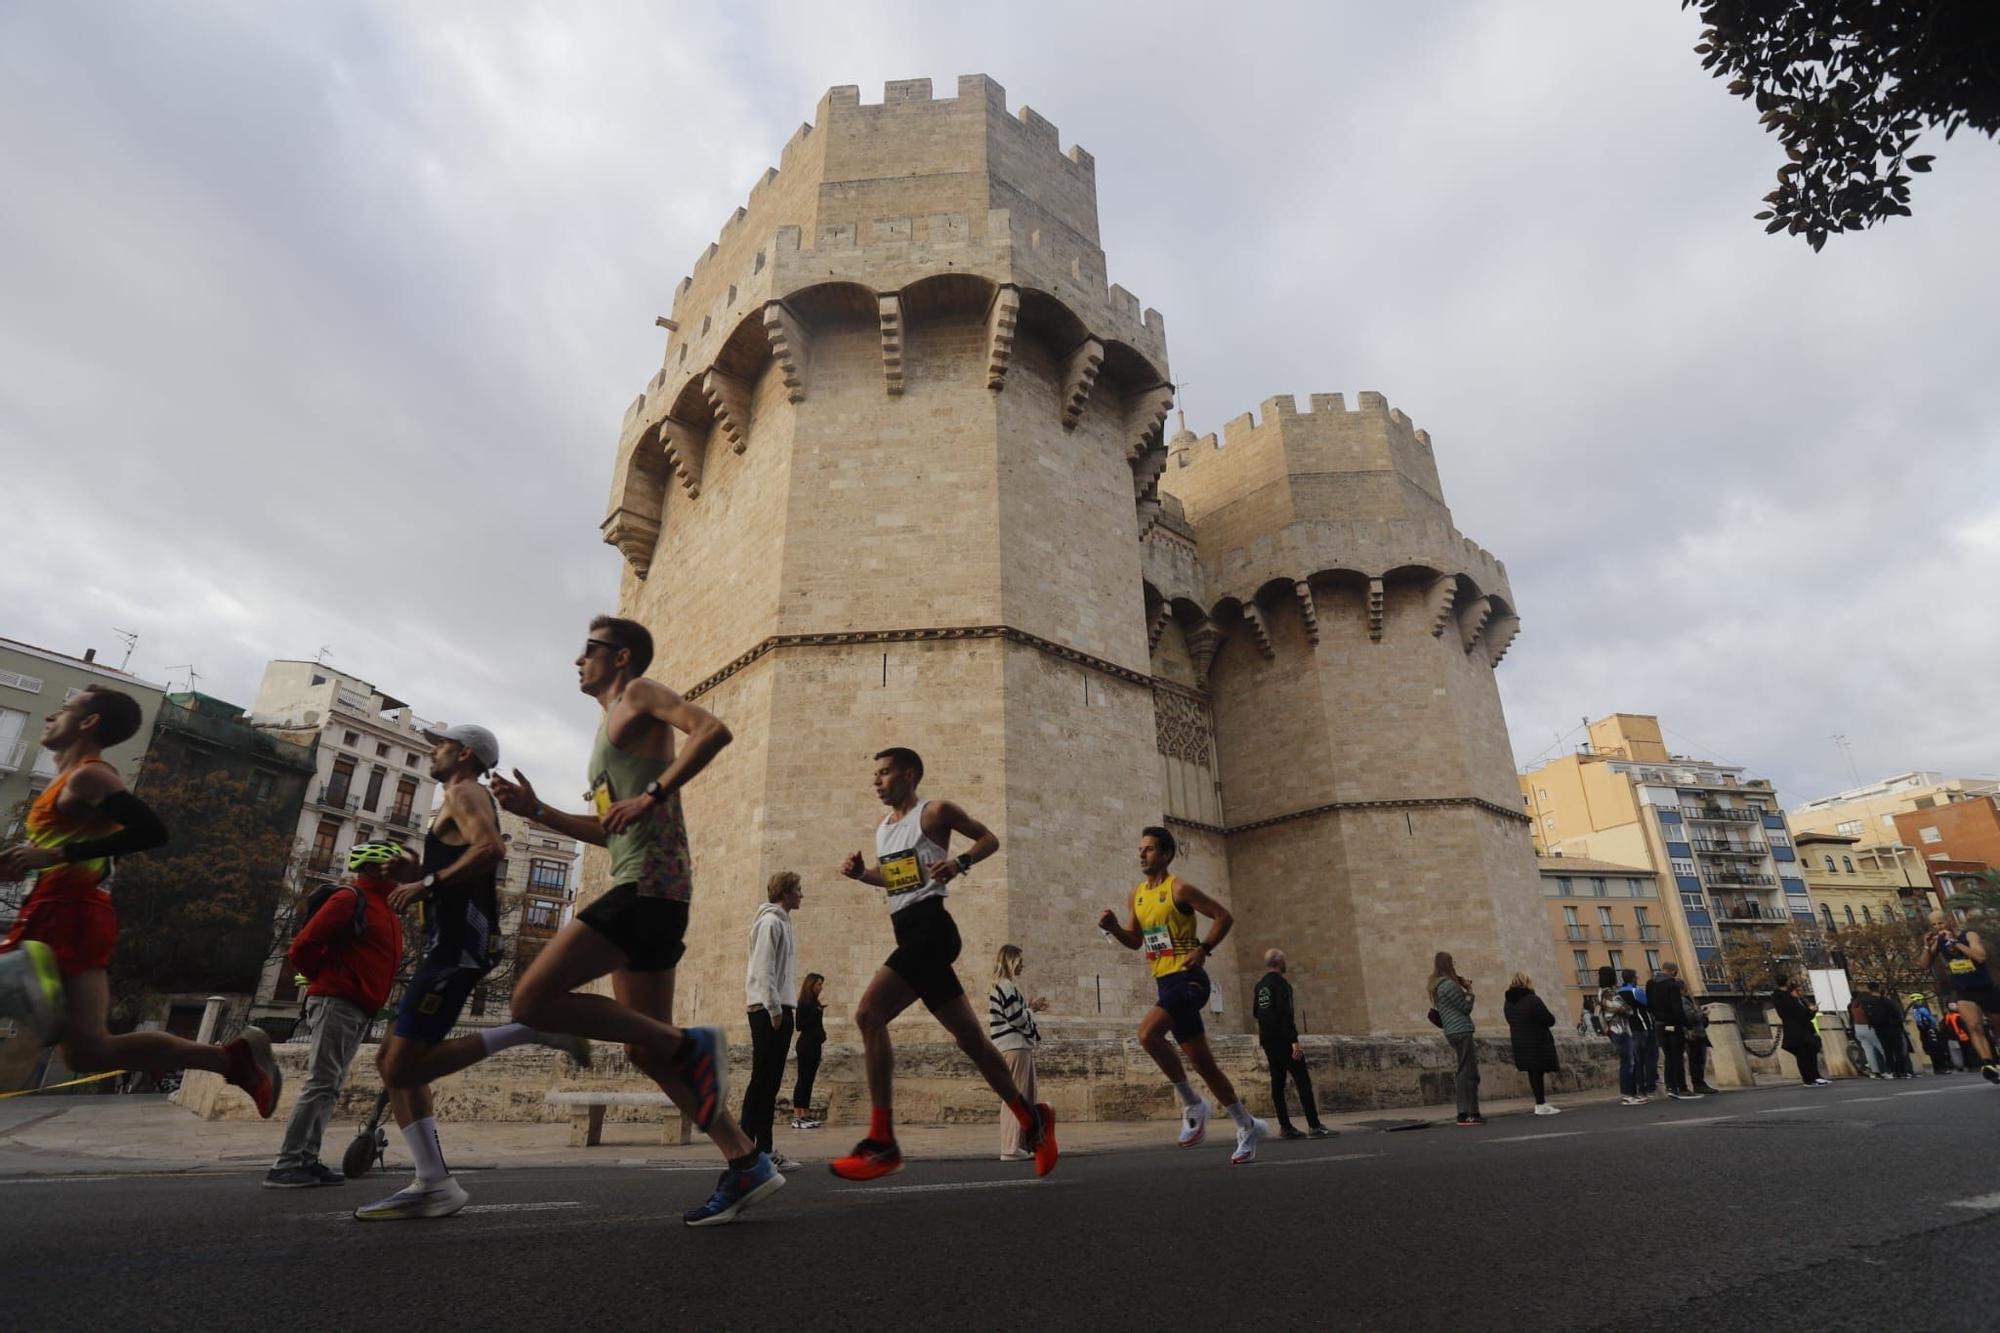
[1638,925,1664,942]
[387,807,420,830]
[305,851,337,874]
[317,784,355,812]
[1574,968,1599,988]
[1563,924,1588,941]
[1702,870,1776,888]
[1599,925,1627,942]
[1683,806,1760,824]
[1714,901,1782,923]
[1692,839,1767,857]
[0,741,25,773]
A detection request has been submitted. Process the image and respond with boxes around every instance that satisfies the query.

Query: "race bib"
[878,850,924,894]
[1949,957,1976,975]
[1142,924,1176,964]
[590,771,614,819]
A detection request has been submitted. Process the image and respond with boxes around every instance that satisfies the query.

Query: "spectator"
[742,871,802,1168]
[1648,962,1700,1100]
[1618,969,1659,1098]
[1578,995,1603,1037]
[790,973,826,1128]
[1909,994,1951,1075]
[1847,992,1887,1077]
[1862,982,1912,1079]
[1773,979,1830,1086]
[264,845,403,1188]
[1428,951,1482,1126]
[1596,965,1644,1106]
[987,944,1045,1161]
[1682,986,1720,1095]
[1943,1007,1974,1071]
[1254,949,1332,1139]
[1501,972,1561,1116]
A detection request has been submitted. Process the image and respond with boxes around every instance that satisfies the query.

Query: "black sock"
[728,1151,761,1171]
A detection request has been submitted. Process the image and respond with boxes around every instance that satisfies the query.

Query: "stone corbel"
[602,407,670,577]
[1295,581,1319,645]
[1147,601,1173,653]
[657,416,706,498]
[985,285,1019,390]
[1459,595,1494,654]
[1485,614,1522,667]
[1185,620,1221,685]
[762,301,810,403]
[600,507,662,578]
[1059,338,1104,430]
[1424,575,1459,638]
[702,369,752,454]
[1367,578,1386,643]
[1132,448,1169,537]
[879,294,905,396]
[1241,603,1275,660]
[1123,385,1174,462]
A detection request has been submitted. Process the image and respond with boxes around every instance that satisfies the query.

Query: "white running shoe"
[1178,1099,1209,1148]
[998,1149,1032,1162]
[1619,1095,1645,1106]
[1230,1116,1268,1165]
[353,1176,470,1221]
[768,1150,800,1171]
[536,1031,593,1069]
[1533,1102,1561,1116]
[0,942,66,1045]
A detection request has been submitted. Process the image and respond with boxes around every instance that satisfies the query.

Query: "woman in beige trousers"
[987,944,1047,1160]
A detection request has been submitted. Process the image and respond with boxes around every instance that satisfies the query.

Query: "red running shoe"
[1029,1103,1059,1178]
[224,1027,282,1119]
[829,1138,903,1181]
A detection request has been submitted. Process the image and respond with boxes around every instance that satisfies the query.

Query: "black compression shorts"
[576,883,689,973]
[885,896,964,1012]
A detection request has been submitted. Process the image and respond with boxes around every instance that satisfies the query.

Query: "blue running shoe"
[674,1026,728,1131]
[683,1153,787,1228]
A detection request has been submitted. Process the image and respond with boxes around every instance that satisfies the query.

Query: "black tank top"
[420,793,500,972]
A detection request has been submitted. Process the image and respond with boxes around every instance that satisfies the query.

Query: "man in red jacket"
[263,843,404,1187]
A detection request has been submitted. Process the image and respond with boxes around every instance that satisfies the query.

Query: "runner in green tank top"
[490,614,785,1226]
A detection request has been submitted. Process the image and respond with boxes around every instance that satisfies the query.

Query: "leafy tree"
[109,760,298,1018]
[1684,0,2000,248]
[1717,923,1802,994]
[1828,917,1937,1001]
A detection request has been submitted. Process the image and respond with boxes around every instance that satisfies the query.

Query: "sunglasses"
[582,638,622,657]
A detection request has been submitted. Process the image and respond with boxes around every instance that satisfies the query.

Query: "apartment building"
[1538,854,1676,1023]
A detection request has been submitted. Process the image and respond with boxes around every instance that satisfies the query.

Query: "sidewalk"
[0,1084,1659,1177]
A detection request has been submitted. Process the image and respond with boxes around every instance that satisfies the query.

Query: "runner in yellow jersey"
[1098,825,1268,1163]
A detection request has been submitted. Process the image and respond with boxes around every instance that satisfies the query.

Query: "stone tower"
[598,76,1554,1037]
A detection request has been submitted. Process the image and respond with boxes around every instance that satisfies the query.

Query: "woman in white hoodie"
[988,944,1047,1161]
[743,872,801,1166]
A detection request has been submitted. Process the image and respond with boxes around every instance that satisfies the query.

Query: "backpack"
[299,883,369,947]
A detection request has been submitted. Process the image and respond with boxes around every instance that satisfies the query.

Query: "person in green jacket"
[1429,951,1483,1125]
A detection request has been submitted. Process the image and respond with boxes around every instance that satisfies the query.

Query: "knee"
[854,1004,887,1037]
[60,1037,111,1073]
[376,1047,415,1090]
[511,987,551,1031]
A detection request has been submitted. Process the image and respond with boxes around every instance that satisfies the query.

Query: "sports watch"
[644,780,666,803]
[955,853,973,875]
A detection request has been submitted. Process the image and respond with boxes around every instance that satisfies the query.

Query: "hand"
[841,851,865,880]
[1031,997,1049,1013]
[1189,944,1210,968]
[930,857,960,884]
[0,845,61,879]
[1096,909,1120,933]
[1291,1041,1303,1062]
[388,882,429,912]
[490,768,540,817]
[603,794,657,835]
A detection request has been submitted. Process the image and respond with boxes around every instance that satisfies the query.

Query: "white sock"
[1225,1101,1256,1130]
[1172,1080,1202,1109]
[402,1116,449,1184]
[479,1023,538,1056]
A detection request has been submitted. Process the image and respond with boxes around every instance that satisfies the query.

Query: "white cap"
[423,723,500,772]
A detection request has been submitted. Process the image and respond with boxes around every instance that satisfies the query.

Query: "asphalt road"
[7,1078,1999,1331]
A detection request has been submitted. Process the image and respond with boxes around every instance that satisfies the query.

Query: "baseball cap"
[422,722,500,772]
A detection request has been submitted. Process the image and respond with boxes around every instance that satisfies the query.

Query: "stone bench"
[545,1090,694,1147]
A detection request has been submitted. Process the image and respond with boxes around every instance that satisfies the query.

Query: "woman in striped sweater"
[989,944,1047,1161]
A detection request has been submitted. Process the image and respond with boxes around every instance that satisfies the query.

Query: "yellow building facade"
[1795,832,1915,934]
[1537,855,1677,1023]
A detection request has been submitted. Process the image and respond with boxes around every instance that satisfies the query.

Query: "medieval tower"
[598,76,1556,1037]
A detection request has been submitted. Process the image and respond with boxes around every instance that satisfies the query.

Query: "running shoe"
[1693,1084,1723,1095]
[1231,1116,1270,1163]
[1177,1098,1209,1148]
[829,1138,903,1181]
[1030,1103,1058,1178]
[1533,1103,1562,1116]
[684,1153,786,1227]
[536,1031,593,1069]
[262,1167,316,1189]
[673,1026,727,1130]
[223,1026,283,1119]
[308,1162,346,1186]
[1983,1064,2000,1084]
[1279,1125,1306,1140]
[1807,1078,1833,1086]
[1308,1125,1338,1138]
[354,1176,469,1220]
[768,1150,800,1172]
[1619,1096,1645,1106]
[0,941,66,1045]
[998,1149,1032,1162]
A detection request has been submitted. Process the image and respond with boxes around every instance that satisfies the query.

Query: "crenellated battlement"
[1183,390,1437,457]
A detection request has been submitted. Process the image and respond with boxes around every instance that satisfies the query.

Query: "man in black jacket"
[1253,950,1332,1139]
[1649,963,1701,1100]
[1862,982,1913,1078]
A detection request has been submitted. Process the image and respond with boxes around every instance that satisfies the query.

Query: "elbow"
[708,720,734,752]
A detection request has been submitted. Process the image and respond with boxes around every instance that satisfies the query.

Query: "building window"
[528,860,568,893]
[311,674,327,686]
[309,820,340,872]
[1598,906,1614,927]
[1821,904,1835,930]
[1608,950,1625,973]
[1919,827,1942,844]
[1573,949,1590,970]
[1671,859,1695,878]
[363,766,386,812]
[1842,856,1855,874]
[1627,878,1647,897]
[0,705,30,769]
[1591,877,1608,897]
[343,730,358,746]
[1862,905,1873,924]
[1690,923,1717,948]
[1844,905,1856,925]
[1681,891,1705,914]
[1646,950,1662,972]
[1823,854,1837,872]
[526,899,560,930]
[249,770,276,802]
[406,752,420,768]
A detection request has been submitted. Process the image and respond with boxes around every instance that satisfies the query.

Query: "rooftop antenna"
[165,664,201,695]
[1832,734,1861,787]
[314,645,335,665]
[111,627,138,672]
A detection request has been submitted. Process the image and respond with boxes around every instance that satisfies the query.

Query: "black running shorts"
[1952,986,2000,1015]
[576,883,690,973]
[394,957,487,1042]
[885,896,964,1012]
[1155,968,1212,1042]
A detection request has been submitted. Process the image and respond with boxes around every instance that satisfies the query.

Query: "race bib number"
[1142,924,1176,964]
[878,850,924,894]
[591,771,614,819]
[1949,957,1976,975]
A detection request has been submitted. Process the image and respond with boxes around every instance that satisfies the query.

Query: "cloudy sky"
[3,1,1992,810]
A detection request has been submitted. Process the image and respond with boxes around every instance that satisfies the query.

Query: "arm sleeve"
[61,790,169,862]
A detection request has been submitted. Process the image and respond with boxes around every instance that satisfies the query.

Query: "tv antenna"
[111,628,139,671]
[164,664,201,695]
[314,645,335,665]
[1831,734,1860,787]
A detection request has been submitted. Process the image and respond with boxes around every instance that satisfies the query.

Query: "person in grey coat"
[1428,951,1483,1125]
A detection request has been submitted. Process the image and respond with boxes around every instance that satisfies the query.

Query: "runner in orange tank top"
[0,687,282,1114]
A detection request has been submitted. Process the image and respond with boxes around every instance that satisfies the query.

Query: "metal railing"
[1714,902,1779,922]
[1692,839,1767,856]
[1563,925,1588,941]
[305,851,336,873]
[1638,925,1664,942]
[1703,870,1776,888]
[387,808,420,829]
[1599,925,1627,942]
[1682,806,1760,824]
[1574,969,1599,988]
[317,784,355,811]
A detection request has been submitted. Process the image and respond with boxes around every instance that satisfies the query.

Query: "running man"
[832,747,1057,1181]
[0,687,281,1111]
[1098,825,1268,1163]
[492,615,783,1226]
[1921,910,2000,1082]
[354,722,589,1221]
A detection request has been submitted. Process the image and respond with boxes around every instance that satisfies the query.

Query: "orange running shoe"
[1030,1103,1059,1178]
[829,1138,903,1181]
[223,1027,283,1119]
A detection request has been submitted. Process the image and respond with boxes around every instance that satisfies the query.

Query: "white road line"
[1651,1115,1735,1127]
[1844,1096,1894,1104]
[304,1200,588,1221]
[1490,1132,1587,1145]
[1758,1105,1812,1114]
[1255,1152,1384,1168]
[1898,1084,1988,1096]
[1948,1192,2000,1211]
[846,1178,1052,1196]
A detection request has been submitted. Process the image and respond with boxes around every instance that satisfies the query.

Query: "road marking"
[1948,1192,2000,1211]
[1255,1152,1383,1168]
[1844,1096,1894,1104]
[1490,1132,1587,1145]
[1758,1105,1812,1114]
[303,1200,588,1221]
[1898,1084,1988,1097]
[1651,1115,1735,1127]
[845,1178,1052,1196]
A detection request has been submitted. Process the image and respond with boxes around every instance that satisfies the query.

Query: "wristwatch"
[644,780,666,803]
[420,872,438,892]
[955,853,973,875]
